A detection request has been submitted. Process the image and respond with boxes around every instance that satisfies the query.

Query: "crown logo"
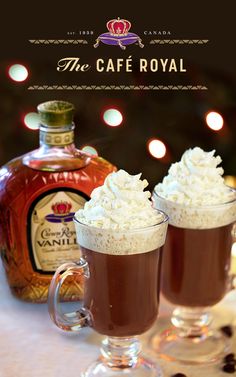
[106,17,131,36]
[51,201,72,215]
[94,17,144,49]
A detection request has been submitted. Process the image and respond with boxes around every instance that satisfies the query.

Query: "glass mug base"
[151,327,230,365]
[82,337,163,377]
[82,358,162,377]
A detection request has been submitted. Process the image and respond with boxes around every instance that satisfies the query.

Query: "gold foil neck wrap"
[37,100,75,127]
[40,130,74,146]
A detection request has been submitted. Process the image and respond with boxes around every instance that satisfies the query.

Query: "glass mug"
[48,211,168,377]
[151,190,236,365]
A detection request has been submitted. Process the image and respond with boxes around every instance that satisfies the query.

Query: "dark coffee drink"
[81,246,163,337]
[152,148,236,364]
[161,224,232,307]
[48,170,169,377]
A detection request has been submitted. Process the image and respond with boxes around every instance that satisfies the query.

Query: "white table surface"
[0,259,236,377]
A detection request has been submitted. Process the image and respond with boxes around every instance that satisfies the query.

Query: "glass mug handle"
[229,274,236,291]
[48,258,90,332]
[228,225,236,291]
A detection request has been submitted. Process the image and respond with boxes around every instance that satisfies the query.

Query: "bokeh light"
[206,111,224,131]
[8,64,29,82]
[148,139,166,159]
[81,145,98,156]
[103,108,123,127]
[23,112,40,130]
[224,175,236,189]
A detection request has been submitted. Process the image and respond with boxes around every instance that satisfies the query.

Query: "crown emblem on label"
[51,201,72,215]
[106,17,131,36]
[94,17,144,49]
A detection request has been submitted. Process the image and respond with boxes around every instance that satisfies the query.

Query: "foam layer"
[74,217,168,255]
[153,191,236,229]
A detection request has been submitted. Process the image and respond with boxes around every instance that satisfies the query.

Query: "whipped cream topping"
[76,169,163,229]
[153,147,236,229]
[74,170,168,254]
[155,147,235,205]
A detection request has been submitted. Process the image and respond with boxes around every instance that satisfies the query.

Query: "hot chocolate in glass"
[152,147,236,364]
[48,170,168,377]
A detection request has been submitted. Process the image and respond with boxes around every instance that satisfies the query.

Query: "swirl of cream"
[76,169,163,229]
[155,147,235,205]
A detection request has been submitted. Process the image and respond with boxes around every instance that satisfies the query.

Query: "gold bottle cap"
[37,100,75,127]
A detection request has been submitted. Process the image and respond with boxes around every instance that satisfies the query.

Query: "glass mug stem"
[170,269,236,340]
[171,307,212,338]
[48,260,90,332]
[101,337,141,368]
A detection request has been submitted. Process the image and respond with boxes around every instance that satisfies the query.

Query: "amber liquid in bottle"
[0,101,116,302]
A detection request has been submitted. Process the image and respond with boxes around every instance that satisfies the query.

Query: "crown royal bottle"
[0,100,116,302]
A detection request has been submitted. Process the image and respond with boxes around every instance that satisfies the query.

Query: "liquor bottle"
[0,100,116,302]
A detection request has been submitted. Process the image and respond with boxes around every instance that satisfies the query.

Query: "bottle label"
[28,188,89,273]
[40,130,74,146]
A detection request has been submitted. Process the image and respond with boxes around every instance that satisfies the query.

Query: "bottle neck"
[23,122,91,171]
[39,123,75,149]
